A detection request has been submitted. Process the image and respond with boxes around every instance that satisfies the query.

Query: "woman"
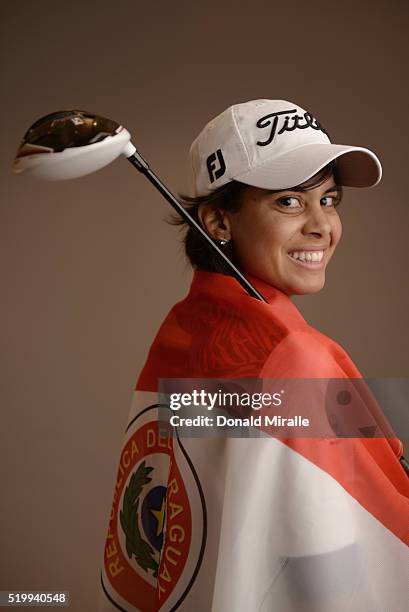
[100,100,409,612]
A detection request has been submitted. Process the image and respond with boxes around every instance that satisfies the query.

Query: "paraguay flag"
[99,271,409,611]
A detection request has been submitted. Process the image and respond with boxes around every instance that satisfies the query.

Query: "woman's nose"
[301,202,332,237]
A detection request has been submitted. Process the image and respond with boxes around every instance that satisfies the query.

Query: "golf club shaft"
[127,150,267,303]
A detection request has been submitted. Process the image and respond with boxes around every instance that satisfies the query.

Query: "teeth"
[289,250,324,263]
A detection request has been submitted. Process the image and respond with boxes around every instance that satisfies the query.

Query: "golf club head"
[13,110,135,180]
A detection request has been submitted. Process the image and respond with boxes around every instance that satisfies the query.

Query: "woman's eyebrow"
[324,184,341,193]
[283,183,342,194]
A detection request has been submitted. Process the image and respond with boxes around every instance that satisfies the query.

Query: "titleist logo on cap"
[255,108,328,147]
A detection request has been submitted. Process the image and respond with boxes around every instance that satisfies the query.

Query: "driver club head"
[13,110,135,180]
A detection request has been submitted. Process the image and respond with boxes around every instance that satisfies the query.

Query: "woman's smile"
[287,248,327,269]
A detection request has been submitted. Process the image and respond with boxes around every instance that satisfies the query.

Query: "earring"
[218,238,230,246]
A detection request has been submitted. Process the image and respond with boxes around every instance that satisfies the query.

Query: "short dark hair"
[171,161,340,274]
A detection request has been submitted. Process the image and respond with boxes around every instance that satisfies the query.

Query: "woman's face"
[225,174,343,295]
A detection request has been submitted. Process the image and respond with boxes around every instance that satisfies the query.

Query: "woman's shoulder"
[138,271,362,382]
[182,271,363,378]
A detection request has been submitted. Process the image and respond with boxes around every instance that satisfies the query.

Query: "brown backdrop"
[1,0,408,609]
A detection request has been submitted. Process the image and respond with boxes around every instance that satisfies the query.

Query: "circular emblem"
[101,399,206,611]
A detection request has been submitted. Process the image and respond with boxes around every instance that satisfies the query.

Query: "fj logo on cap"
[256,109,327,147]
[206,149,226,183]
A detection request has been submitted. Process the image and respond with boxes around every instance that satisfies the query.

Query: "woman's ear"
[197,203,231,242]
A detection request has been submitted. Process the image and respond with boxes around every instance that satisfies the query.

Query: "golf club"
[13,109,267,303]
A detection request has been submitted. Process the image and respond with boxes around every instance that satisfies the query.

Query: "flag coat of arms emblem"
[99,271,409,612]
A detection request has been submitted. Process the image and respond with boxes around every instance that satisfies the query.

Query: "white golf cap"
[189,99,382,196]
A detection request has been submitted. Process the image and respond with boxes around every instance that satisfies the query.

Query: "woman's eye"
[277,196,301,208]
[321,195,339,207]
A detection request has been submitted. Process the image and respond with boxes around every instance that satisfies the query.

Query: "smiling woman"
[99,100,409,612]
[176,162,343,295]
